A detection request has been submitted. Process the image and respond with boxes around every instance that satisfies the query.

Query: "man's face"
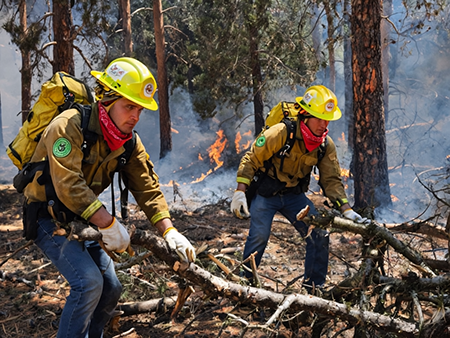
[305,116,329,137]
[109,97,144,134]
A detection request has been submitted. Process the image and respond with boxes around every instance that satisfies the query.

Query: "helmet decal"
[108,64,127,81]
[325,101,335,112]
[143,83,155,98]
[303,92,314,104]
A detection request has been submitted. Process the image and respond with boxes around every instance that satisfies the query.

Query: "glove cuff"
[163,227,177,238]
[100,217,116,230]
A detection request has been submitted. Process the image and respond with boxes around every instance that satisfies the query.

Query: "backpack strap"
[117,131,137,221]
[275,118,296,172]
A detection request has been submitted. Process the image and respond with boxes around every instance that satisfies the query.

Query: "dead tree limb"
[306,215,436,277]
[118,297,177,316]
[68,221,419,336]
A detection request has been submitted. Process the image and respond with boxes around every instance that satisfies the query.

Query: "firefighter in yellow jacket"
[23,57,195,338]
[231,85,368,292]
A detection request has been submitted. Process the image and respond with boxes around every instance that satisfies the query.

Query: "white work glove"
[163,228,196,262]
[342,209,370,225]
[230,190,250,219]
[99,217,130,253]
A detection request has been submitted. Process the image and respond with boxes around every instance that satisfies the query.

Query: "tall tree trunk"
[52,0,74,74]
[19,0,32,124]
[249,24,264,136]
[350,0,391,209]
[311,3,323,68]
[153,0,172,159]
[381,0,392,123]
[120,0,133,56]
[245,2,264,136]
[324,0,335,92]
[343,0,353,151]
[0,92,4,149]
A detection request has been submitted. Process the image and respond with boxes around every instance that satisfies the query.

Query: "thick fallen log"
[118,297,177,316]
[68,221,419,336]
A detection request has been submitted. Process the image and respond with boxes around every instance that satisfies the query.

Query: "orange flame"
[235,132,242,153]
[338,132,346,142]
[235,130,252,154]
[171,128,179,134]
[391,194,399,202]
[198,153,203,161]
[208,130,227,170]
[341,168,350,179]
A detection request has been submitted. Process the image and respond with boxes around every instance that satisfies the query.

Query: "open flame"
[235,130,252,154]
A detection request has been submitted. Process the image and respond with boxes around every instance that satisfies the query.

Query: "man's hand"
[99,217,130,253]
[163,228,196,262]
[342,209,370,225]
[230,190,250,219]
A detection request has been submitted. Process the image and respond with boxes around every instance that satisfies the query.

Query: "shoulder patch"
[256,135,266,147]
[53,138,72,158]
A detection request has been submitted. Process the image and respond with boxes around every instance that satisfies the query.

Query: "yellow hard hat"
[91,57,158,111]
[296,85,341,121]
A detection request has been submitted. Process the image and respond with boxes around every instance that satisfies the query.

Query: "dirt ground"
[0,184,441,338]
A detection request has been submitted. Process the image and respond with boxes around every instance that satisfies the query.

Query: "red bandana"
[98,101,132,151]
[300,121,328,152]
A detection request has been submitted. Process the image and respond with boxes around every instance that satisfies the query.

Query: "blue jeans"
[34,218,122,338]
[243,192,329,288]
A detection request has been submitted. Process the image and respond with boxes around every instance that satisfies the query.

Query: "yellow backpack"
[6,72,94,170]
[265,101,301,128]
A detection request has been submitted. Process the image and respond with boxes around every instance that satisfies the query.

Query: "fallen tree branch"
[305,215,436,277]
[68,221,419,336]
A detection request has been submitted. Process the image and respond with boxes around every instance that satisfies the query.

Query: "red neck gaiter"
[300,121,328,152]
[98,101,132,151]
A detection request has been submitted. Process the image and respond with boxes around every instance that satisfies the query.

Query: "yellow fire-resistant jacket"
[24,103,170,225]
[236,121,348,206]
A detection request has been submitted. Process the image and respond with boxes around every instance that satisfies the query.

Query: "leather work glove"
[99,217,131,253]
[342,209,370,225]
[230,190,250,219]
[163,228,196,262]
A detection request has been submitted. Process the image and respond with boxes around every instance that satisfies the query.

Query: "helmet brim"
[296,96,342,121]
[91,70,158,111]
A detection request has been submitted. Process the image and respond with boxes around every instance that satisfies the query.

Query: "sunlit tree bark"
[350,0,391,209]
[153,0,172,158]
[120,0,133,56]
[52,0,74,74]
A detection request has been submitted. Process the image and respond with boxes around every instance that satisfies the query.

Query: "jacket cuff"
[237,177,251,186]
[81,199,103,220]
[151,211,171,225]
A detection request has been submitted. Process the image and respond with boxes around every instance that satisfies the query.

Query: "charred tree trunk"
[153,0,172,159]
[120,0,133,56]
[19,0,32,124]
[245,2,265,136]
[324,0,335,92]
[350,0,391,209]
[52,0,74,74]
[343,0,353,152]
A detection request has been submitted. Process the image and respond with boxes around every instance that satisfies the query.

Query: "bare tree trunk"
[343,0,353,151]
[381,0,392,123]
[0,93,4,148]
[350,0,391,209]
[120,0,133,56]
[245,2,265,136]
[323,0,335,92]
[52,0,74,74]
[153,0,172,159]
[19,0,32,124]
[311,3,323,65]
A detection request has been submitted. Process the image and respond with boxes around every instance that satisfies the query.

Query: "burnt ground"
[0,184,445,338]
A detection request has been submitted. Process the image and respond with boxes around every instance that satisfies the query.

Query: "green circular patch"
[53,138,72,158]
[256,135,266,147]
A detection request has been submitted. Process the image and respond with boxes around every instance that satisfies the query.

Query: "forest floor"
[0,184,445,338]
